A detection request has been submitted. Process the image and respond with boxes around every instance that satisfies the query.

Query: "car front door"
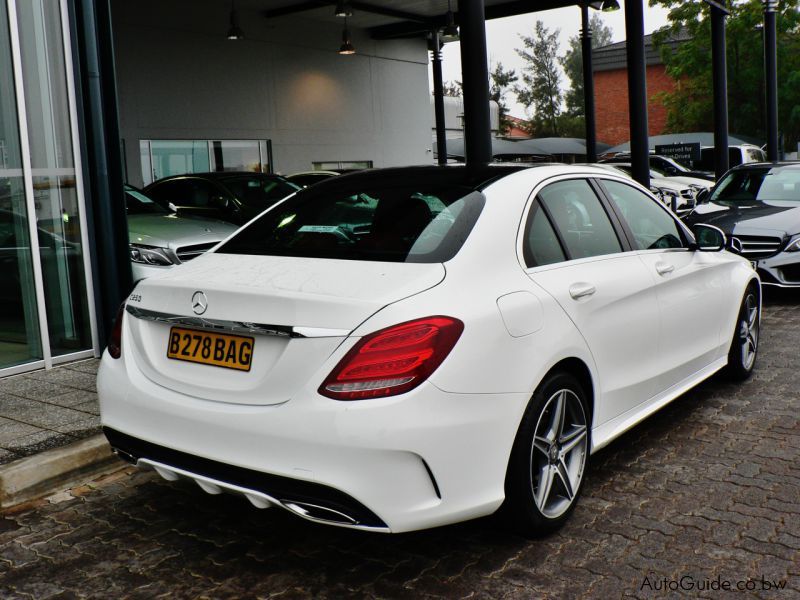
[597,178,727,390]
[522,177,662,426]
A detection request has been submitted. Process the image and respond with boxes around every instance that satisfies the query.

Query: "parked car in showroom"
[125,185,238,280]
[684,162,800,287]
[100,164,759,536]
[144,172,300,226]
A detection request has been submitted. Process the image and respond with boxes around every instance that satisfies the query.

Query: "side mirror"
[695,188,710,204]
[690,224,726,252]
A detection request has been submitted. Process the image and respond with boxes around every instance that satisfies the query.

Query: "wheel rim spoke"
[556,459,575,500]
[535,464,555,510]
[560,426,587,455]
[545,391,566,442]
[533,436,551,458]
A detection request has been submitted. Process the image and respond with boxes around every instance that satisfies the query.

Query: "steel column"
[763,0,779,161]
[458,0,492,165]
[430,31,448,165]
[70,0,132,346]
[581,3,597,163]
[710,2,729,179]
[624,0,650,188]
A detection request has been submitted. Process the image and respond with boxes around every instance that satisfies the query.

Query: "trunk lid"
[125,254,445,405]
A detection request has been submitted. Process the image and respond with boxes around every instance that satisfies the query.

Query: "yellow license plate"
[167,327,254,371]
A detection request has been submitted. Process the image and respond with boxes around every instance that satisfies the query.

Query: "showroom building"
[0,0,432,377]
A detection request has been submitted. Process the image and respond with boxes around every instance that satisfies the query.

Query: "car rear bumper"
[97,351,528,533]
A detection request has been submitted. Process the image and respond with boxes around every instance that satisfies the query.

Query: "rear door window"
[218,182,485,263]
[537,179,623,260]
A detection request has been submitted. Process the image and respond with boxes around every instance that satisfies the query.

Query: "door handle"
[569,282,596,300]
[655,261,675,276]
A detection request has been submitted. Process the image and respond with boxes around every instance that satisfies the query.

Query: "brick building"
[593,32,687,146]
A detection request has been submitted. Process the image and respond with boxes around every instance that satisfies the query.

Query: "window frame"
[519,175,636,270]
[593,176,695,253]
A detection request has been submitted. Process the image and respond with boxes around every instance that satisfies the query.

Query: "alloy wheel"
[740,293,759,371]
[529,389,588,519]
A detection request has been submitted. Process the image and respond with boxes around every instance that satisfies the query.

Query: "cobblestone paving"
[1,292,798,599]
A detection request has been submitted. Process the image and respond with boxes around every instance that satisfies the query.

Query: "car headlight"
[129,244,175,266]
[785,238,800,252]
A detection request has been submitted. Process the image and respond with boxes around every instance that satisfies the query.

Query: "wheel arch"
[546,357,595,428]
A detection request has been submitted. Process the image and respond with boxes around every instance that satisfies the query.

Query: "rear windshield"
[217,182,485,263]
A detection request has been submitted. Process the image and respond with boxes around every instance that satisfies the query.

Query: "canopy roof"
[605,132,764,154]
[444,137,612,159]
[258,1,579,38]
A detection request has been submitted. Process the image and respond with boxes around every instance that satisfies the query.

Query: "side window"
[602,180,685,250]
[149,179,217,207]
[538,179,623,260]
[523,203,566,267]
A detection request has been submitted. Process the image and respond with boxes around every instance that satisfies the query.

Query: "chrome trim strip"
[126,305,298,337]
[125,305,350,338]
[136,458,391,533]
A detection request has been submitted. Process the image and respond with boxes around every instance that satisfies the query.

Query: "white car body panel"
[98,165,758,533]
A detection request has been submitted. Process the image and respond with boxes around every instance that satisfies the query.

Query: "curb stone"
[0,433,123,510]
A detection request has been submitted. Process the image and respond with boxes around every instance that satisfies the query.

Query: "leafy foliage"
[514,21,563,137]
[442,80,463,97]
[490,62,518,134]
[650,0,800,149]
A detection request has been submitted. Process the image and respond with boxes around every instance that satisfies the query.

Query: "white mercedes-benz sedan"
[98,165,760,535]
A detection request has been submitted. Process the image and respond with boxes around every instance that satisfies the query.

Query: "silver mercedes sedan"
[125,185,238,281]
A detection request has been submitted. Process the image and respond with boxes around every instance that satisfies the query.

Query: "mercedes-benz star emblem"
[191,291,208,315]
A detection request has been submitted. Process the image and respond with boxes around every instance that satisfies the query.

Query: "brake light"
[108,302,126,359]
[319,316,464,400]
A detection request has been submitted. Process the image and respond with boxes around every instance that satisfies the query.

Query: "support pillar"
[458,0,492,165]
[430,31,448,165]
[624,0,650,188]
[581,3,597,163]
[710,2,730,179]
[763,0,779,161]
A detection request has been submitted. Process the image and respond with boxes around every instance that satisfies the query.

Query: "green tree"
[514,21,563,137]
[560,13,614,118]
[490,62,518,134]
[442,80,463,97]
[650,0,800,149]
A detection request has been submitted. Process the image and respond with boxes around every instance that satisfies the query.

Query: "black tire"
[500,371,590,538]
[724,283,760,381]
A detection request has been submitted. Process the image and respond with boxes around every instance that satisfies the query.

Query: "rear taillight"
[319,316,464,400]
[108,302,126,359]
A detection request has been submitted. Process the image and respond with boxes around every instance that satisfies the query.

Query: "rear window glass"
[217,183,485,263]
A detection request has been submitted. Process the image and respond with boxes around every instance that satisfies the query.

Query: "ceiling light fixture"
[227,0,244,40]
[601,0,620,12]
[339,16,355,54]
[441,0,459,43]
[335,1,353,17]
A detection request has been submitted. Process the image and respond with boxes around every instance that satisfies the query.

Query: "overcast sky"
[432,4,673,117]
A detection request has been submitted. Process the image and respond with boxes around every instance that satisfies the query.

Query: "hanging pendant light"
[334,1,353,17]
[601,0,620,12]
[339,16,355,54]
[227,0,244,40]
[441,0,459,43]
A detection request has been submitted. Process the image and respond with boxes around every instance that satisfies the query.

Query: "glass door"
[0,0,97,375]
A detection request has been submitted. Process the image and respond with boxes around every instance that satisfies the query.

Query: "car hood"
[127,214,239,249]
[685,201,800,237]
[651,177,689,192]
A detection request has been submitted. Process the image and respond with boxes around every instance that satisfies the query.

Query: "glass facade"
[139,139,272,186]
[0,0,96,373]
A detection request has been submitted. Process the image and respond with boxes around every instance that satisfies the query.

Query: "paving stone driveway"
[1,291,798,599]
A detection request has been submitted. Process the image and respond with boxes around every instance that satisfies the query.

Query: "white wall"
[111,0,432,186]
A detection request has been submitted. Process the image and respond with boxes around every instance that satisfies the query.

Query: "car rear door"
[597,178,727,390]
[522,177,661,426]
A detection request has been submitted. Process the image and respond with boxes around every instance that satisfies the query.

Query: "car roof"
[728,161,800,172]
[153,172,288,182]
